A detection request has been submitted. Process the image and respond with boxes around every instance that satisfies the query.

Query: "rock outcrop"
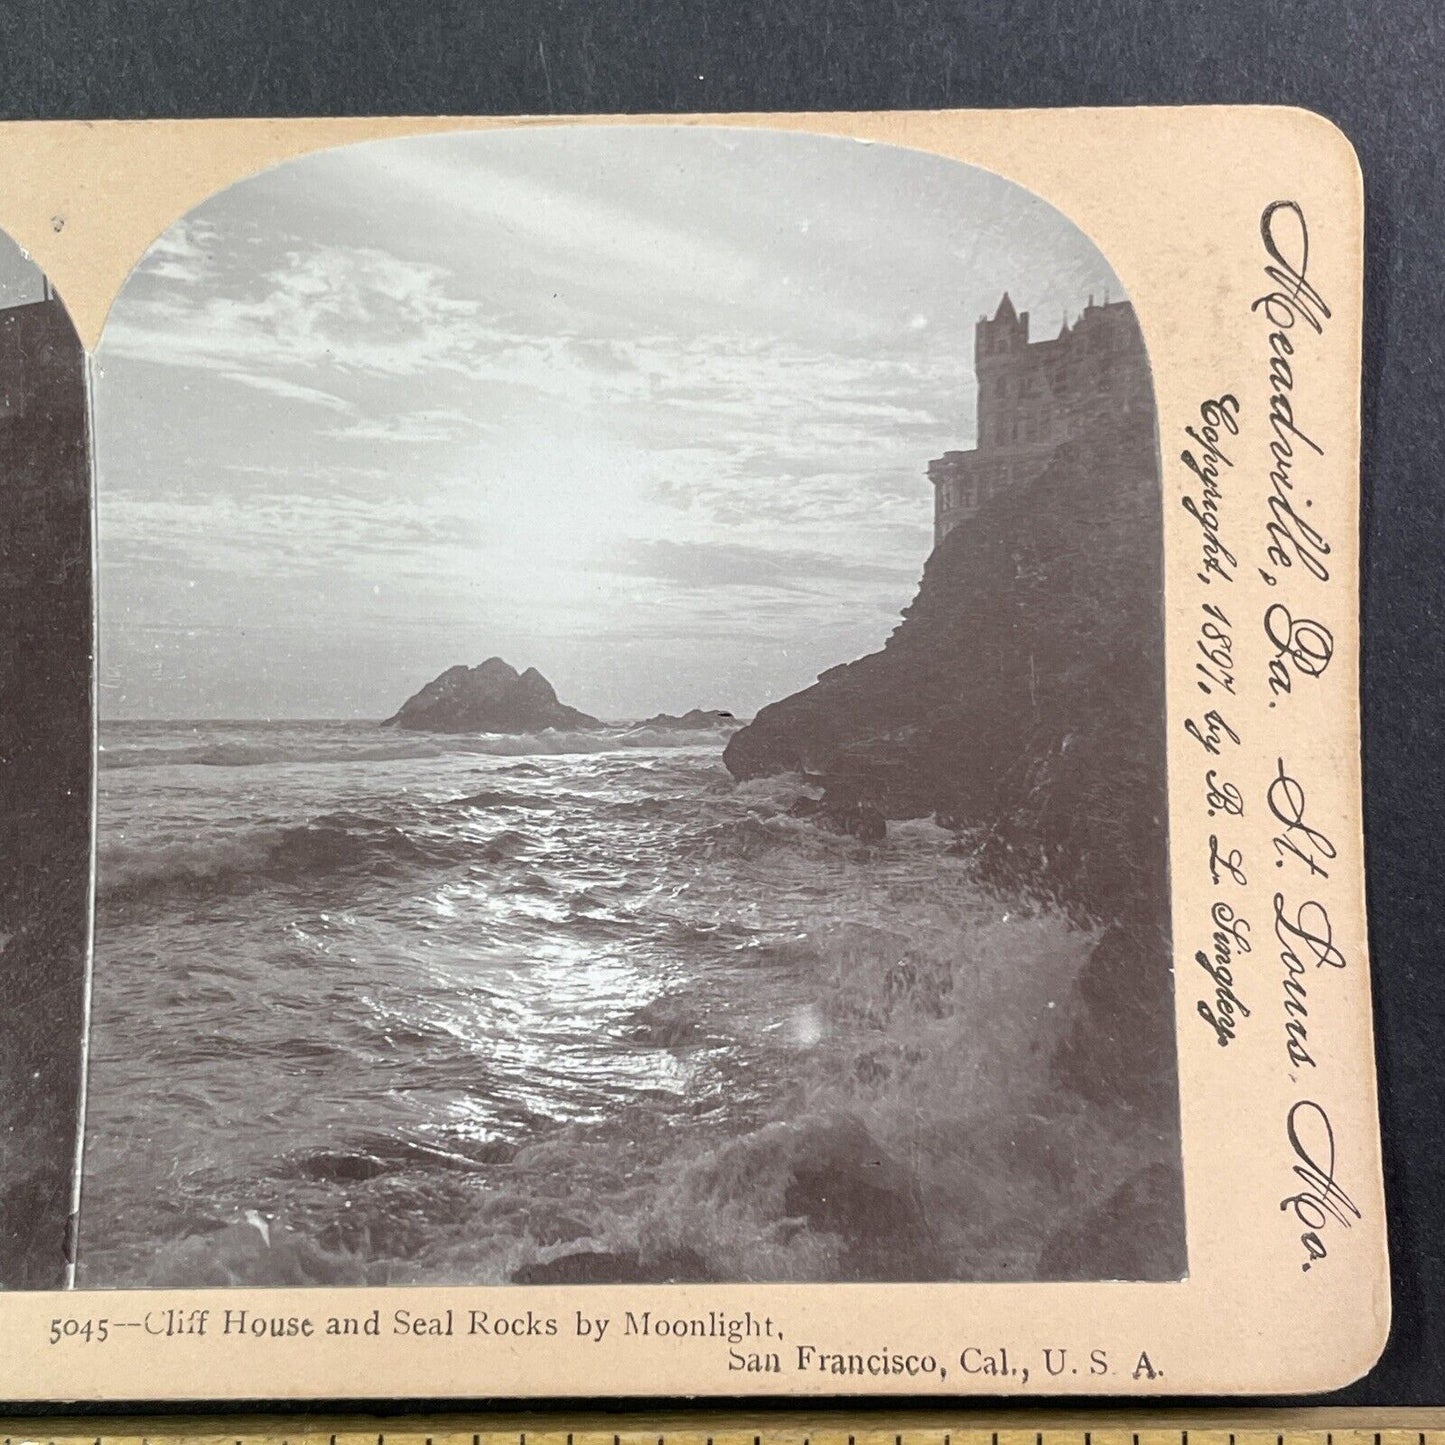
[385,657,601,733]
[1035,1161,1186,1281]
[724,404,1165,928]
[510,1247,714,1285]
[723,384,1178,1120]
[629,708,737,730]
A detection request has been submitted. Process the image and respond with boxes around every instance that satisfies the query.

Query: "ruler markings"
[10,1427,1445,1445]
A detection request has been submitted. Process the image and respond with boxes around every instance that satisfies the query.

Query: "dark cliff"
[0,292,92,1289]
[725,406,1165,925]
[385,657,601,733]
[724,399,1176,1123]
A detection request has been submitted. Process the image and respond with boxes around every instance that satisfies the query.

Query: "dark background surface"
[0,0,1439,1410]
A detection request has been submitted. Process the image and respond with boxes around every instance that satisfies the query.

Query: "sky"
[0,231,46,309]
[92,126,1123,720]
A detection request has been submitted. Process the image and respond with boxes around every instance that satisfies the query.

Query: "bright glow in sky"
[93,126,1122,720]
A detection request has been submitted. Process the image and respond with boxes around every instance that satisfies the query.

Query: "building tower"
[927,290,1149,546]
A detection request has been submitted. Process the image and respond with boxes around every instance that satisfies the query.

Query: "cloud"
[127,215,216,286]
[321,409,491,444]
[222,371,353,410]
[600,538,917,590]
[103,239,491,383]
[93,126,1128,718]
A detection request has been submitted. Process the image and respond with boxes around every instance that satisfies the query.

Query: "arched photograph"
[80,125,1183,1288]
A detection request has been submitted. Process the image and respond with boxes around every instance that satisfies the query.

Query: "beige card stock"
[0,108,1384,1400]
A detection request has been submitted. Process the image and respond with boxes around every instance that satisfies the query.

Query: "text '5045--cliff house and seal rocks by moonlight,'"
[0,125,1181,1295]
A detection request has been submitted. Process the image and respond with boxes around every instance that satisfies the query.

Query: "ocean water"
[80,719,1132,1287]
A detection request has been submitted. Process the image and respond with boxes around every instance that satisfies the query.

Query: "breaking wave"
[97,813,495,905]
[105,896,1153,1288]
[83,720,1183,1289]
[99,724,743,770]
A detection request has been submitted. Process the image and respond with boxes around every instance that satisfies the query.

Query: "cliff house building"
[928,291,1151,546]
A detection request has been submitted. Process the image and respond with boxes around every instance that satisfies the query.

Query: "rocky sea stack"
[630,708,737,731]
[385,657,601,734]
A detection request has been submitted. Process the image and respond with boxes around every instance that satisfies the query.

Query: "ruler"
[4,1413,1445,1445]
